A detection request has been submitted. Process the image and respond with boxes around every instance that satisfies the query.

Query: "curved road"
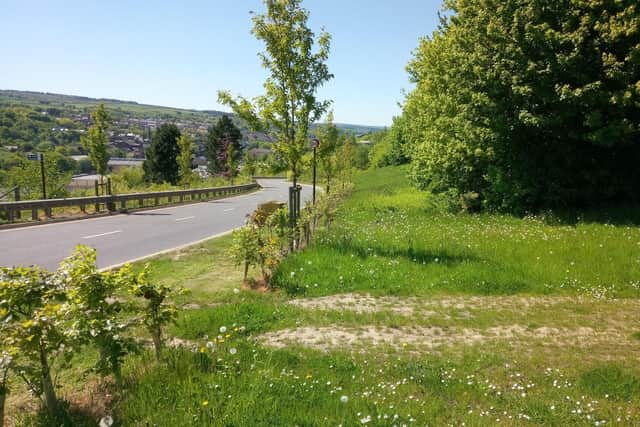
[0,179,311,270]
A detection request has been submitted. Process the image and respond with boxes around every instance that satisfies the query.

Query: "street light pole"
[311,138,319,204]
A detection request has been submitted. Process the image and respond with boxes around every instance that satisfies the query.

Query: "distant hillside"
[0,90,225,122]
[0,90,383,135]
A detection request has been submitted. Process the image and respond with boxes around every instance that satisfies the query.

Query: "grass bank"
[9,166,640,426]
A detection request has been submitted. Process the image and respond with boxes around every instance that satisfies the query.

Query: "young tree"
[177,134,194,186]
[336,134,355,190]
[205,116,242,175]
[317,111,339,194]
[224,138,240,182]
[127,267,187,361]
[218,0,333,187]
[230,225,261,282]
[0,267,69,419]
[81,104,112,187]
[143,124,181,185]
[61,246,135,387]
[241,150,258,176]
[0,324,13,427]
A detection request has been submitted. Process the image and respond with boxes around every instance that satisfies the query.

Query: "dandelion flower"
[202,400,209,407]
[233,288,240,294]
[219,326,227,333]
[340,395,349,403]
[229,348,237,355]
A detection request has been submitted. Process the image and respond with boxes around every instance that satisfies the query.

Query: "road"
[0,179,311,270]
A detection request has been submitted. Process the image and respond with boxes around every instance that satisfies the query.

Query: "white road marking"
[223,208,235,212]
[175,216,196,222]
[82,230,122,239]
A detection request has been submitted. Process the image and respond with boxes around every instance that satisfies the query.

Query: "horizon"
[0,88,385,128]
[0,0,442,127]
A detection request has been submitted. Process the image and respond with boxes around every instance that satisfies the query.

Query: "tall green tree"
[177,134,194,186]
[205,116,242,175]
[143,124,181,185]
[81,104,112,184]
[218,0,333,187]
[403,0,640,212]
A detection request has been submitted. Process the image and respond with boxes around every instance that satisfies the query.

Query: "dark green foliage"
[580,365,640,401]
[403,0,640,212]
[205,115,242,175]
[143,124,181,184]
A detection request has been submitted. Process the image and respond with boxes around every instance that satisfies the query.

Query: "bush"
[402,0,640,212]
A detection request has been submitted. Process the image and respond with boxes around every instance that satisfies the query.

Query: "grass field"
[8,166,640,426]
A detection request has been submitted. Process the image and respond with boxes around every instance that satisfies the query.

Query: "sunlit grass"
[274,166,640,298]
[13,166,640,426]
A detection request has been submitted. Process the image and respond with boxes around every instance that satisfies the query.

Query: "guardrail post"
[32,208,38,220]
[80,203,86,213]
[44,206,52,218]
[155,196,159,206]
[106,178,116,212]
[179,193,184,202]
[7,208,13,223]
[94,181,100,213]
[139,198,144,208]
[14,187,21,220]
[120,198,126,211]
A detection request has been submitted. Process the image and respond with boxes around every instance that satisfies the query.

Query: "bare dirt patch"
[289,293,422,315]
[181,302,220,310]
[288,293,640,318]
[259,324,626,352]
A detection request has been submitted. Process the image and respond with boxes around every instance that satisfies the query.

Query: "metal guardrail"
[0,182,258,224]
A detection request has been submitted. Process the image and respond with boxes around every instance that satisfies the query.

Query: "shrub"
[0,266,70,418]
[127,265,187,361]
[61,245,136,386]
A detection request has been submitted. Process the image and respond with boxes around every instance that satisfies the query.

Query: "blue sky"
[0,1,442,126]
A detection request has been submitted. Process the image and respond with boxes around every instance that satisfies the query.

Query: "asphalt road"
[0,179,312,270]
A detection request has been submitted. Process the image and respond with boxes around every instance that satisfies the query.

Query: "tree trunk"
[152,326,163,362]
[39,341,59,418]
[243,261,249,282]
[0,383,6,427]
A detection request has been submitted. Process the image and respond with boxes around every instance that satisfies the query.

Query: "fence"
[0,182,258,225]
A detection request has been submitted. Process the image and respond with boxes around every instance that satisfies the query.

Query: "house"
[193,165,210,179]
[67,174,102,191]
[249,148,272,159]
[107,158,145,172]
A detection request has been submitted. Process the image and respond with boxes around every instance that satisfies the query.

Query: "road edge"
[99,227,241,272]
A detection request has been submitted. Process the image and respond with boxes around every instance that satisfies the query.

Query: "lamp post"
[311,138,319,204]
